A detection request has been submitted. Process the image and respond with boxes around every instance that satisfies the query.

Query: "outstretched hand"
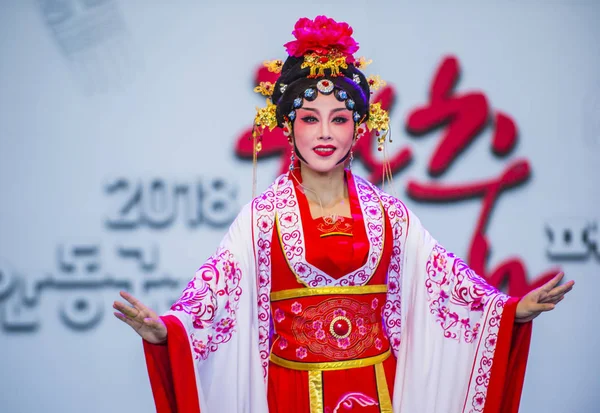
[515,272,574,323]
[113,291,167,344]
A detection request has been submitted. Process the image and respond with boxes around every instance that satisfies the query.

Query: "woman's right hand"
[113,290,168,344]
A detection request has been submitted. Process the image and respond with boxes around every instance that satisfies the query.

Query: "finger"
[541,283,574,303]
[536,303,555,312]
[113,301,140,320]
[114,312,142,329]
[541,272,564,292]
[546,295,566,305]
[550,279,575,294]
[119,291,156,319]
[119,290,144,309]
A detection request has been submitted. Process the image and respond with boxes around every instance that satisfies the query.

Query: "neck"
[298,163,348,207]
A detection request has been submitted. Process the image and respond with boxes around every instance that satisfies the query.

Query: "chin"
[302,158,347,174]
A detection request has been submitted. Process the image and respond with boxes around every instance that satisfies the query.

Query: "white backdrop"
[0,1,598,412]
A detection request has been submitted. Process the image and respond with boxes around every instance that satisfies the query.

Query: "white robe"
[143,172,530,413]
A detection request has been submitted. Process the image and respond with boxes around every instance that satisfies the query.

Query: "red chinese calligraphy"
[407,56,518,176]
[406,56,558,296]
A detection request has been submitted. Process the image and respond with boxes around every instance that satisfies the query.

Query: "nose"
[319,122,332,141]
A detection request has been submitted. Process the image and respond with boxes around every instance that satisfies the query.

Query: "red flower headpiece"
[283,15,359,63]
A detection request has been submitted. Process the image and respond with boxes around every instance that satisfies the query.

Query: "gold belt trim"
[308,371,323,413]
[270,284,388,302]
[375,362,393,412]
[269,349,391,371]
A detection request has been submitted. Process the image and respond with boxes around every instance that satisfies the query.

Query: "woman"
[113,15,573,413]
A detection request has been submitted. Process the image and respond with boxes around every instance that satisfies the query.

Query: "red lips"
[313,145,336,157]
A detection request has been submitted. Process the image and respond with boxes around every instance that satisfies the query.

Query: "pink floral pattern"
[252,183,279,382]
[423,245,509,412]
[315,329,326,340]
[291,301,303,315]
[275,174,385,288]
[278,337,288,350]
[337,337,351,349]
[465,297,507,412]
[171,247,243,358]
[333,308,347,318]
[425,244,500,342]
[274,308,285,323]
[375,338,382,351]
[296,346,308,359]
[279,212,298,228]
[215,317,235,335]
[190,333,209,360]
[248,173,409,384]
[257,215,273,233]
[377,191,409,356]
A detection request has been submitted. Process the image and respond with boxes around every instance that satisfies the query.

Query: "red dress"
[267,170,397,413]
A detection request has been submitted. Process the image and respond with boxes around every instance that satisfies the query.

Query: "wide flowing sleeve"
[391,208,532,413]
[142,202,268,413]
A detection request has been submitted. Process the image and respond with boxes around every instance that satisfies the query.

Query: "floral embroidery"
[375,338,382,351]
[315,329,326,340]
[485,334,497,350]
[278,337,288,350]
[472,392,485,410]
[421,244,510,413]
[215,317,235,335]
[275,174,385,287]
[257,215,273,233]
[279,212,298,228]
[333,308,347,317]
[377,192,408,357]
[296,346,308,359]
[191,333,209,360]
[294,262,310,277]
[252,186,278,382]
[366,206,379,217]
[258,326,269,345]
[171,247,243,358]
[290,297,384,360]
[274,308,285,323]
[291,301,303,315]
[371,298,378,310]
[337,337,351,349]
[425,244,499,342]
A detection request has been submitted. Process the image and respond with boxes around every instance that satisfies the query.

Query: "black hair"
[271,55,371,127]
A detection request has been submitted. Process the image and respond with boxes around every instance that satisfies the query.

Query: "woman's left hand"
[515,272,574,323]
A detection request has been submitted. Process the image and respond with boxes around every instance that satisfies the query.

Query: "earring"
[348,149,354,170]
[289,150,295,171]
[356,126,365,140]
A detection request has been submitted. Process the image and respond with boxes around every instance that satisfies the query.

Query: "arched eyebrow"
[299,107,348,115]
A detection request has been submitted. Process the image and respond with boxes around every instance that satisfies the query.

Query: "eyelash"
[300,116,349,124]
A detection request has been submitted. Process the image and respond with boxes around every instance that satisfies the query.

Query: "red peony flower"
[284,15,359,62]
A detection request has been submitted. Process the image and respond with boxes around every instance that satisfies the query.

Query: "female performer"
[113,15,573,413]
